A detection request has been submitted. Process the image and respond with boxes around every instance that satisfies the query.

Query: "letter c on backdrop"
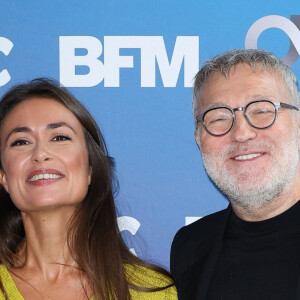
[117,216,141,256]
[0,37,13,87]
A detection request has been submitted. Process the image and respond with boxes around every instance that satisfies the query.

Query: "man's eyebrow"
[5,127,31,143]
[203,95,277,111]
[202,102,228,111]
[46,122,76,134]
[247,94,276,101]
[209,102,228,108]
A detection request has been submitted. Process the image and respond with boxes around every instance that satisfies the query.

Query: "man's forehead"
[198,64,287,110]
[203,63,277,82]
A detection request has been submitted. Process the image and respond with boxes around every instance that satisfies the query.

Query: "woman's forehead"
[0,97,83,138]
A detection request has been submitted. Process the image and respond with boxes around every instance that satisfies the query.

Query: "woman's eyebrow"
[5,122,77,143]
[46,122,76,134]
[5,127,31,143]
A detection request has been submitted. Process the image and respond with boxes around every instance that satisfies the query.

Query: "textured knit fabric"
[0,264,177,300]
[0,265,23,300]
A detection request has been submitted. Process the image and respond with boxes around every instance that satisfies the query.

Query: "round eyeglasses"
[196,100,299,137]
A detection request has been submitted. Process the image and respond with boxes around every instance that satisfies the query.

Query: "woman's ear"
[88,166,92,185]
[0,169,9,193]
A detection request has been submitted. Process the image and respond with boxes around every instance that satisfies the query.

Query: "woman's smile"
[27,168,64,186]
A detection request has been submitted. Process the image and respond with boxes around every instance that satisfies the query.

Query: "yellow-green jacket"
[0,264,177,299]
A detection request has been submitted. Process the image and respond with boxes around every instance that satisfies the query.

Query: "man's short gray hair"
[193,49,300,126]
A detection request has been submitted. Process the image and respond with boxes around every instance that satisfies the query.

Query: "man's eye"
[208,115,231,125]
[11,139,29,147]
[52,135,72,141]
[254,109,267,113]
[251,109,274,115]
[210,117,228,124]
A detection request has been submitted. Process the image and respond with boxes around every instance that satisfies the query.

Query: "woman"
[0,78,177,299]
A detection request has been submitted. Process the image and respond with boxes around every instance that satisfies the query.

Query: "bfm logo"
[1,15,300,88]
[0,36,199,88]
[60,36,199,87]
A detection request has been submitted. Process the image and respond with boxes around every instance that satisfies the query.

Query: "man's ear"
[297,111,300,151]
[194,128,201,149]
[0,169,9,193]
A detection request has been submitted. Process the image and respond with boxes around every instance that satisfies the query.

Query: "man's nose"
[230,111,257,143]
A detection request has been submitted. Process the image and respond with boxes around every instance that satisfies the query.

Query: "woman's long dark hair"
[0,78,173,299]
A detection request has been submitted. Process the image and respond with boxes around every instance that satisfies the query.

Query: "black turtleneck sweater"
[207,200,300,300]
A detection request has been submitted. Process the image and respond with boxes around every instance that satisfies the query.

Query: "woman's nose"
[31,143,51,163]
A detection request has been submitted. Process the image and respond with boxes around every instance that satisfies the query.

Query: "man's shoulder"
[170,206,230,279]
[173,207,230,247]
[170,207,230,296]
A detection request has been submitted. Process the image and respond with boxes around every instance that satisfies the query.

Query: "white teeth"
[235,153,262,161]
[28,174,62,182]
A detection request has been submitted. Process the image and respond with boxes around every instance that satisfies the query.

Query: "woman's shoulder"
[0,264,24,300]
[125,264,177,299]
[0,263,177,300]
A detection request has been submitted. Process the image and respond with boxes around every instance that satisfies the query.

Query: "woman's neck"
[17,206,77,280]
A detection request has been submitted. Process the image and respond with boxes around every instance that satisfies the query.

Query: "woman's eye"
[52,135,72,141]
[11,139,29,147]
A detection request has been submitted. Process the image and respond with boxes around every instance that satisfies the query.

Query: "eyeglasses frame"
[196,100,299,137]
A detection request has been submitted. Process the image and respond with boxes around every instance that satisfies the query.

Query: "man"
[170,49,300,300]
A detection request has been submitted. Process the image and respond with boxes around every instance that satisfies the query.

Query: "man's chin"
[233,179,268,191]
[219,184,263,199]
[214,172,269,192]
[212,174,277,203]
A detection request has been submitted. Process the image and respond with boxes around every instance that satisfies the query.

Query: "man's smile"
[233,152,264,161]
